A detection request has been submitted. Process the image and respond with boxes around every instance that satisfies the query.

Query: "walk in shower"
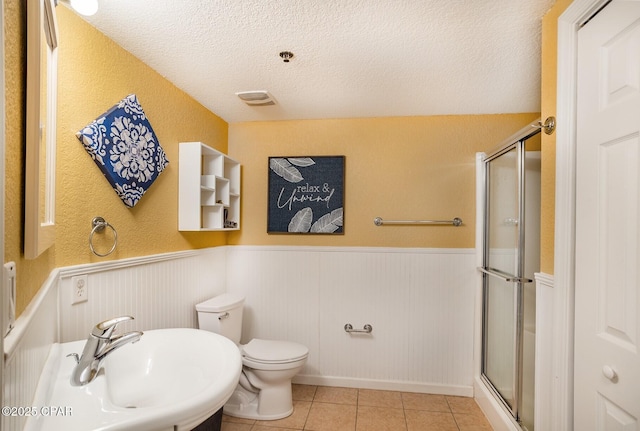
[479,123,541,431]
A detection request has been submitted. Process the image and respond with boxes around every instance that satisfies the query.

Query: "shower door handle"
[478,267,533,284]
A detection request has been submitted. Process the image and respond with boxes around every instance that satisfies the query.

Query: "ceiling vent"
[236,91,277,106]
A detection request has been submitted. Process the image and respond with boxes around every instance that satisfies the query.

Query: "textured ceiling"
[77,0,555,123]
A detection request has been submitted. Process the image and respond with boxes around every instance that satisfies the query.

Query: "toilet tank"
[195,293,245,344]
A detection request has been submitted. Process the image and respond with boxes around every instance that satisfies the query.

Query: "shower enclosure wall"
[478,123,541,431]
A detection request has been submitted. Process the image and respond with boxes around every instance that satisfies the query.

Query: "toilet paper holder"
[344,323,373,334]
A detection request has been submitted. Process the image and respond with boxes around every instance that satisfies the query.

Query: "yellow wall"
[228,114,539,248]
[5,4,229,316]
[4,0,563,316]
[540,0,573,274]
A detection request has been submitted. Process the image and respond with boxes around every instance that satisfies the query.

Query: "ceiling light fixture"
[56,0,99,16]
[279,51,294,63]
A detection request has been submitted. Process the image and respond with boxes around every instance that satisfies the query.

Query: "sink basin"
[25,328,241,431]
[104,329,234,410]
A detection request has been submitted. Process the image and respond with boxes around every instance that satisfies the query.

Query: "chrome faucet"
[68,316,143,386]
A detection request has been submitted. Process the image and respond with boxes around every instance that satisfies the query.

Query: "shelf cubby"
[179,142,241,231]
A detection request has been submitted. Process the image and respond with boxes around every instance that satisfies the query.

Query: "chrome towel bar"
[344,323,373,334]
[374,217,462,227]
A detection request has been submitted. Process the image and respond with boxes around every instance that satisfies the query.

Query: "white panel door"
[575,1,640,430]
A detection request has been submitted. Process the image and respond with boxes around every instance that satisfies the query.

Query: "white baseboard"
[474,377,521,431]
[294,374,473,397]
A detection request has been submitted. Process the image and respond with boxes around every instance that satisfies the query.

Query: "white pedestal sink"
[25,328,241,431]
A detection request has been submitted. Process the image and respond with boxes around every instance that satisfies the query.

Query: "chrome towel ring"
[89,217,117,257]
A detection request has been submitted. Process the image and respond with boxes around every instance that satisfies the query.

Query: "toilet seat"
[241,339,308,365]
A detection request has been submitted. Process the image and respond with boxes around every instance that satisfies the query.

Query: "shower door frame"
[479,124,540,427]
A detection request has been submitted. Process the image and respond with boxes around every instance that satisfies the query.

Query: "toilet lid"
[195,293,244,312]
[242,339,308,363]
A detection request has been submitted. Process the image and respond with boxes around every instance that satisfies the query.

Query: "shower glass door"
[483,144,521,413]
[480,126,540,430]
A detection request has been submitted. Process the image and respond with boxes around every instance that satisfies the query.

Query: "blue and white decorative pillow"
[76,94,169,208]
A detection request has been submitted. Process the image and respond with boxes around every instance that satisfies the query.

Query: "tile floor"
[221,384,494,431]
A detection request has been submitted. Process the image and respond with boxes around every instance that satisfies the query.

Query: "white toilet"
[196,293,308,420]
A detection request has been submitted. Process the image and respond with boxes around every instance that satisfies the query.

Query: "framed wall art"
[268,156,344,234]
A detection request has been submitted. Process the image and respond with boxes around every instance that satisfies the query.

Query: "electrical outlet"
[71,275,88,305]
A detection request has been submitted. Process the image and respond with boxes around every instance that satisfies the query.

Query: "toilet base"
[223,384,294,421]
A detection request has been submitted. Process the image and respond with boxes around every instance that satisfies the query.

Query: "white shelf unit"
[179,142,241,231]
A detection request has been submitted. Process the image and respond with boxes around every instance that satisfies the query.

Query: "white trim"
[57,247,221,278]
[555,1,609,430]
[533,272,554,287]
[226,245,475,255]
[533,272,554,431]
[295,375,473,397]
[56,245,475,279]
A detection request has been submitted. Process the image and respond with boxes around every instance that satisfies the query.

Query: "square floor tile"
[405,410,459,431]
[314,386,358,405]
[358,389,403,409]
[454,412,494,431]
[221,386,496,431]
[220,421,253,431]
[294,384,318,402]
[252,426,304,431]
[305,401,357,431]
[356,405,407,431]
[402,392,450,412]
[446,396,484,415]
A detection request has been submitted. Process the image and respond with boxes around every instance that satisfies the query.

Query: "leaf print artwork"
[287,157,315,167]
[288,207,313,232]
[268,156,343,233]
[270,158,304,183]
[310,208,343,233]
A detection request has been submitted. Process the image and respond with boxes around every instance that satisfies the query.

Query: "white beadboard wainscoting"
[2,271,59,431]
[57,248,227,342]
[4,245,477,431]
[226,246,477,396]
[534,272,557,431]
